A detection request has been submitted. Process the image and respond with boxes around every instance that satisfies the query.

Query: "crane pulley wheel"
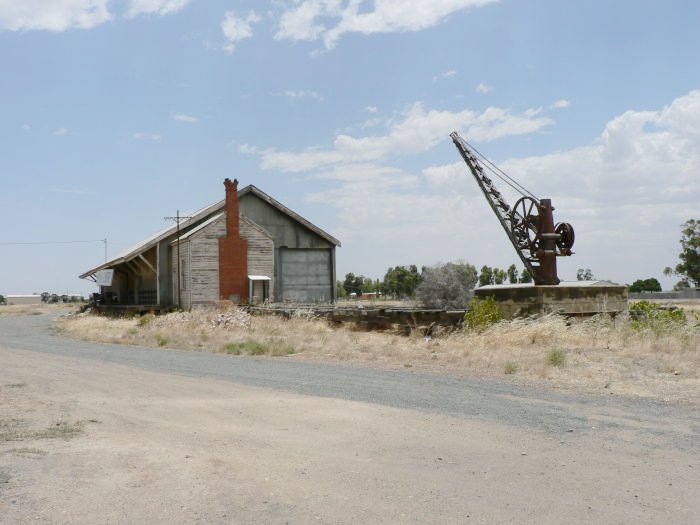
[555,222,575,254]
[510,196,542,256]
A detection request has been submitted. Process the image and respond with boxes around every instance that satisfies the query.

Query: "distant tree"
[478,266,493,287]
[629,278,662,293]
[416,262,478,309]
[507,264,518,284]
[49,294,60,304]
[361,277,376,294]
[342,273,364,296]
[519,268,533,283]
[577,268,595,281]
[478,265,509,286]
[664,219,700,289]
[381,265,421,297]
[0,294,5,305]
[336,281,347,298]
[493,268,507,285]
[40,292,50,303]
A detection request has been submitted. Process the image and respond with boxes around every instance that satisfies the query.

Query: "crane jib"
[449,132,575,286]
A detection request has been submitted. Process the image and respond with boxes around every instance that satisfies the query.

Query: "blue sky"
[1,0,699,295]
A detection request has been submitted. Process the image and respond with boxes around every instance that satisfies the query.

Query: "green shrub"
[630,300,686,332]
[464,296,503,331]
[223,340,267,356]
[547,349,566,367]
[224,342,242,355]
[137,313,155,327]
[155,335,169,347]
[503,361,518,375]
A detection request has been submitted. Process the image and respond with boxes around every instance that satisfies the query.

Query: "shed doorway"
[248,275,271,304]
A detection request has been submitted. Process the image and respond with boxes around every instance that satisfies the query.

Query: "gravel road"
[2,313,698,452]
[1,313,699,524]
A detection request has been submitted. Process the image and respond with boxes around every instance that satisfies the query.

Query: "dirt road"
[1,314,698,524]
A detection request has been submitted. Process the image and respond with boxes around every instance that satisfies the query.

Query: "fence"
[629,289,700,300]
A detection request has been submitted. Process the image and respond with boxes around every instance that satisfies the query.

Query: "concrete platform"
[474,281,628,318]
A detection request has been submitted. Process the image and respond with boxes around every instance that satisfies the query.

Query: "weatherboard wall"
[171,214,275,308]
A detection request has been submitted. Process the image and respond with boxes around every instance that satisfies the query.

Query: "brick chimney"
[218,178,248,302]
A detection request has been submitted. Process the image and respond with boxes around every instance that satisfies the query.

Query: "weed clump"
[547,349,566,367]
[503,361,519,375]
[464,296,503,331]
[137,313,156,327]
[155,335,169,347]
[224,340,266,356]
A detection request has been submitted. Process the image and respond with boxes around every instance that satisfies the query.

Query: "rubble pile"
[152,308,250,329]
[210,310,250,328]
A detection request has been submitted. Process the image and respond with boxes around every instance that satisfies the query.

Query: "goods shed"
[80,179,340,310]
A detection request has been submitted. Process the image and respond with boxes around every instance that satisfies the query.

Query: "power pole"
[164,210,192,309]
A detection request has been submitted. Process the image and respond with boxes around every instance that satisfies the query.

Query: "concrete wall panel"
[279,248,332,303]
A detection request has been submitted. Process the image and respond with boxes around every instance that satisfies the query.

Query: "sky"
[1,0,699,296]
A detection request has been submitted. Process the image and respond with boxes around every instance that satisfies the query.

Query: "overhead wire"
[0,239,106,245]
[461,138,539,201]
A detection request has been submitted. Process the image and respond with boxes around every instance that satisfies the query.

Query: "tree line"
[337,263,534,307]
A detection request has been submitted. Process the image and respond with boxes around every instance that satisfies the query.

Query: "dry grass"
[0,304,75,316]
[57,304,700,404]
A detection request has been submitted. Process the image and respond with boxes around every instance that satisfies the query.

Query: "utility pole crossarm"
[164,210,193,310]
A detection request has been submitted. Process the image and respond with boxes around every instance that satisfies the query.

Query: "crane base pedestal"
[474,281,628,319]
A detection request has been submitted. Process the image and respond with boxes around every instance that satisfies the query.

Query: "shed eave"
[79,199,225,280]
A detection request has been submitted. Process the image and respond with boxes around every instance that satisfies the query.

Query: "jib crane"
[450,131,575,285]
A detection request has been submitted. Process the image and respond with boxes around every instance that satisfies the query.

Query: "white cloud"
[256,102,551,172]
[433,69,456,82]
[0,0,111,31]
[422,91,700,283]
[362,117,384,128]
[221,10,261,53]
[499,91,700,206]
[475,82,492,94]
[274,0,497,49]
[238,143,260,155]
[422,161,464,186]
[550,99,571,109]
[171,112,197,123]
[22,124,31,130]
[54,127,69,136]
[133,132,162,141]
[366,106,379,113]
[274,90,324,102]
[125,0,191,18]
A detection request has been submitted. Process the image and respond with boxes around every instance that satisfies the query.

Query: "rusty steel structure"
[450,131,575,285]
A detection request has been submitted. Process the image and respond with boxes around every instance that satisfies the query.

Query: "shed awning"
[248,275,271,281]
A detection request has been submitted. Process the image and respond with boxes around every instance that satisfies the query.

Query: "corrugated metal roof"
[79,199,224,279]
